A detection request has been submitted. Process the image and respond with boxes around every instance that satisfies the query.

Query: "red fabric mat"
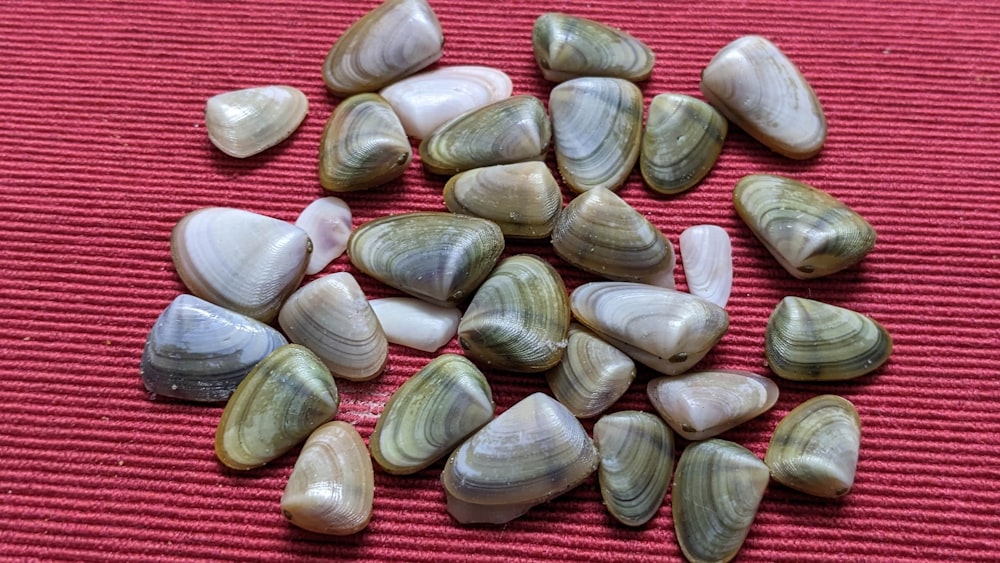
[2,0,999,560]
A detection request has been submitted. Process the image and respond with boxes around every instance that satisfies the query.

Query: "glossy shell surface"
[532,13,654,82]
[204,85,308,158]
[641,93,727,194]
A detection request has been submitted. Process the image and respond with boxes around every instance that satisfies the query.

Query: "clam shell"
[380,65,513,139]
[532,13,654,83]
[765,296,892,381]
[545,324,635,418]
[700,35,826,159]
[369,297,460,353]
[550,77,643,193]
[419,95,552,175]
[679,224,732,308]
[322,0,443,96]
[765,395,861,498]
[443,161,562,239]
[347,212,505,307]
[281,421,374,535]
[318,93,412,192]
[370,354,494,475]
[170,207,311,323]
[734,174,877,279]
[673,439,769,563]
[647,370,779,441]
[294,197,352,275]
[552,187,675,287]
[593,411,674,527]
[204,85,308,158]
[641,93,727,194]
[215,344,339,470]
[457,254,570,373]
[570,282,729,376]
[278,272,387,382]
[441,392,598,524]
[140,294,288,402]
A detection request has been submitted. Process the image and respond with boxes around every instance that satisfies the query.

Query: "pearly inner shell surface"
[679,224,733,307]
[204,85,308,158]
[641,93,727,195]
[295,197,353,275]
[368,297,460,353]
[532,13,655,83]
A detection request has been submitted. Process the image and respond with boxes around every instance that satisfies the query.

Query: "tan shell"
[443,162,562,239]
[204,85,308,158]
[532,13,654,82]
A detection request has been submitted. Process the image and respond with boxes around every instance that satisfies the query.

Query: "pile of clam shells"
[141,0,893,560]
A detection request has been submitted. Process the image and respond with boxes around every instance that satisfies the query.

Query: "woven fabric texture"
[2,0,999,561]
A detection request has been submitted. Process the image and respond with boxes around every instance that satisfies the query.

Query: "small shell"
[370,354,494,475]
[318,93,412,192]
[347,212,505,307]
[532,13,654,83]
[735,174,877,279]
[442,392,598,524]
[215,345,339,470]
[766,296,892,381]
[458,255,570,373]
[700,35,826,159]
[550,77,643,192]
[679,224,732,307]
[593,411,674,527]
[765,395,861,498]
[419,95,552,175]
[380,65,513,139]
[552,188,676,288]
[281,421,374,535]
[170,207,311,323]
[322,0,443,96]
[546,324,635,418]
[204,85,308,158]
[570,282,729,376]
[277,272,387,382]
[673,439,770,563]
[641,93,727,194]
[443,162,562,239]
[368,297,460,353]
[647,370,779,441]
[294,197,352,275]
[140,294,288,402]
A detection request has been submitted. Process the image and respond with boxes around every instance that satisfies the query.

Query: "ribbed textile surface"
[2,0,999,561]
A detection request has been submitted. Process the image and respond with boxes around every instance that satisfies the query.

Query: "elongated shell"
[140,294,288,402]
[734,174,877,279]
[766,395,861,498]
[552,187,675,287]
[458,254,570,373]
[641,93,727,194]
[550,77,643,192]
[765,296,892,381]
[215,345,339,470]
[380,65,513,139]
[443,161,562,239]
[170,207,311,322]
[647,370,779,441]
[419,95,552,175]
[204,85,308,158]
[570,282,729,376]
[322,0,443,96]
[294,197,352,275]
[369,297,460,353]
[348,212,504,306]
[281,421,374,535]
[701,35,826,159]
[673,439,769,563]
[532,13,654,82]
[442,392,598,524]
[370,354,494,474]
[594,411,674,527]
[679,224,732,307]
[318,93,412,192]
[278,272,387,381]
[546,324,635,418]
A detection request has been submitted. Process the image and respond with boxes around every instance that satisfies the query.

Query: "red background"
[2,1,999,561]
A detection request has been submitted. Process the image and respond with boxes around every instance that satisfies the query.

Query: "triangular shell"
[641,93,727,195]
[546,324,635,418]
[532,13,654,83]
[204,85,308,158]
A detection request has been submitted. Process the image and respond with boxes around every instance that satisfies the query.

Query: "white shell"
[369,297,461,353]
[295,197,352,275]
[204,85,308,158]
[380,66,513,139]
[679,225,732,307]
